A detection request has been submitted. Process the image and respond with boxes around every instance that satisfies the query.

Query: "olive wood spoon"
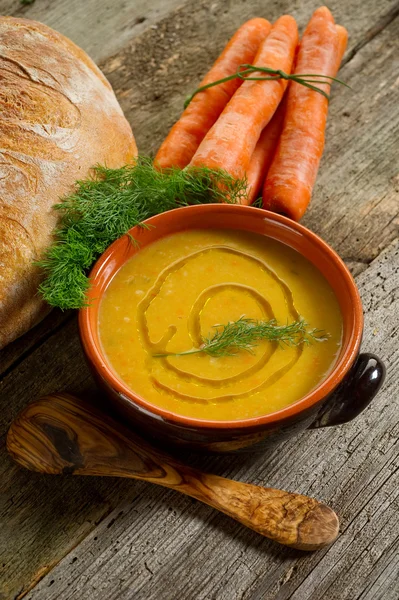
[7,393,339,551]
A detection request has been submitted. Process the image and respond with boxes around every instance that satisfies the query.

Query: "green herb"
[252,196,263,208]
[153,317,329,358]
[37,157,248,310]
[20,0,35,5]
[184,64,350,108]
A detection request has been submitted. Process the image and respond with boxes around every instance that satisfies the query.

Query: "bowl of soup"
[79,204,385,452]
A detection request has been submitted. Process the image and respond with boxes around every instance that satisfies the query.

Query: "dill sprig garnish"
[37,157,248,310]
[154,317,329,358]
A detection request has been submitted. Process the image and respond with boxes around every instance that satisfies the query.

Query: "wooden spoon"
[7,393,339,551]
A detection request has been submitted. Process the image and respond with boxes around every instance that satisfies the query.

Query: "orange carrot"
[189,15,298,180]
[262,7,348,221]
[154,18,271,170]
[244,42,302,205]
[244,97,286,205]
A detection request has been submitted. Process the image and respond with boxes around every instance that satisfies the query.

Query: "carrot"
[262,7,348,221]
[244,96,287,205]
[335,25,348,67]
[189,15,298,180]
[154,18,271,170]
[244,42,302,205]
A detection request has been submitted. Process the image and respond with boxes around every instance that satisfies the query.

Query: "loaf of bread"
[0,17,137,350]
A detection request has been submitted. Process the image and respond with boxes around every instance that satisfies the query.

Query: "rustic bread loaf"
[0,17,137,350]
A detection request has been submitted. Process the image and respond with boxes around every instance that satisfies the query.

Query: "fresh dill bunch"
[154,317,329,358]
[37,157,248,309]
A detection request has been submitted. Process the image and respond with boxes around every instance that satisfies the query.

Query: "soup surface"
[99,229,343,420]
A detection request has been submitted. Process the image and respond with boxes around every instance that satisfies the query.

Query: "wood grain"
[0,309,71,378]
[0,0,398,598]
[1,0,184,64]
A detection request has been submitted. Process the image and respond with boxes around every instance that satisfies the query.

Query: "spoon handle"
[7,393,338,550]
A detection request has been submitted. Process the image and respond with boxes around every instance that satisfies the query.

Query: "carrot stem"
[185,64,350,107]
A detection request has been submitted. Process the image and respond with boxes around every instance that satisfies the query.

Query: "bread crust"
[0,17,137,349]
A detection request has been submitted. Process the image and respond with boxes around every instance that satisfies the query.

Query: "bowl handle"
[309,353,386,429]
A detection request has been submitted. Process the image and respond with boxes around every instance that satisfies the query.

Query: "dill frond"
[37,157,248,309]
[154,317,329,358]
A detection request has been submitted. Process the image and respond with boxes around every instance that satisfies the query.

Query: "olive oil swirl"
[137,246,304,404]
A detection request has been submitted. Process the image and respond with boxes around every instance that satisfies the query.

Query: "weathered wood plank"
[22,239,399,600]
[0,310,71,378]
[0,1,398,599]
[0,0,184,64]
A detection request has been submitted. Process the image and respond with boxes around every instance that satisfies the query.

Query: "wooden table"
[1,1,398,598]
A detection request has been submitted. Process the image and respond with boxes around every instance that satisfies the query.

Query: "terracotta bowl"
[79,204,385,453]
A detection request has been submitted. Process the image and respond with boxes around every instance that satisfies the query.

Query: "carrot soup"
[98,229,343,420]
